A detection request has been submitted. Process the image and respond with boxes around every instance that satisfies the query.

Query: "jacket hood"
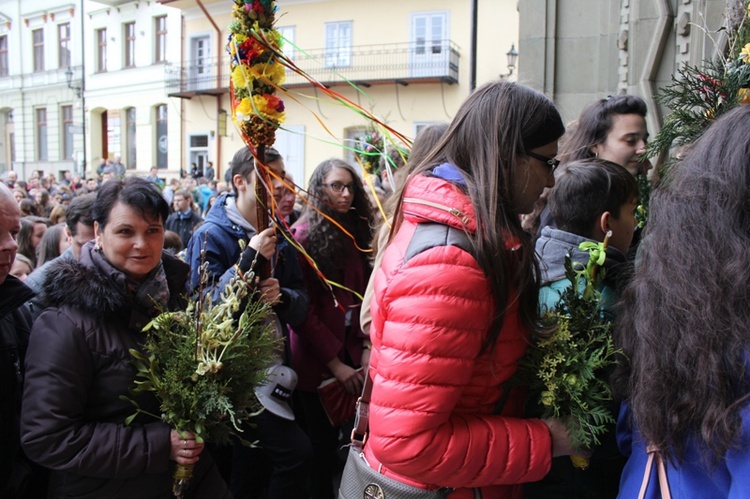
[401,174,477,233]
[41,244,189,317]
[535,225,628,285]
[204,193,252,240]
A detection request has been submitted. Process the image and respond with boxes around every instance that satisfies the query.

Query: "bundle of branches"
[519,237,620,469]
[123,253,279,497]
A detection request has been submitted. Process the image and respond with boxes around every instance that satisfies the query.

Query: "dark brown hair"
[391,80,564,349]
[301,159,374,279]
[614,105,750,465]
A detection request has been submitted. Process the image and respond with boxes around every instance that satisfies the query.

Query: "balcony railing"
[166,40,460,98]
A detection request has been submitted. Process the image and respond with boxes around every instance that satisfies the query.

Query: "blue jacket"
[186,193,308,328]
[616,403,750,498]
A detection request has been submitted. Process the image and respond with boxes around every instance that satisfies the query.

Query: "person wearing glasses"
[353,80,584,498]
[289,158,374,499]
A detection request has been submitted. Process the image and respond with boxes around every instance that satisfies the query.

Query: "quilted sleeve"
[368,245,552,488]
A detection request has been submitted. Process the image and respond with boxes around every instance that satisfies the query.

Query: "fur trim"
[41,259,125,316]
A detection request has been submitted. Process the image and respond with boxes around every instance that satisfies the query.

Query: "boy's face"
[607,199,638,254]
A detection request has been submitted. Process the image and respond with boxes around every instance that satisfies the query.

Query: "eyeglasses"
[526,152,561,174]
[322,182,355,193]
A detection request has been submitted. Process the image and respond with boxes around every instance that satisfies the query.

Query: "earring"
[94,241,101,251]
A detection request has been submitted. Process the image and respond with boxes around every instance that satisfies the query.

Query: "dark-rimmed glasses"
[526,152,561,174]
[322,182,355,193]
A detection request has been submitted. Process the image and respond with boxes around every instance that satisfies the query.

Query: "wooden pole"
[254,144,272,279]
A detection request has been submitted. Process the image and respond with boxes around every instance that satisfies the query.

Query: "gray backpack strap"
[404,223,473,264]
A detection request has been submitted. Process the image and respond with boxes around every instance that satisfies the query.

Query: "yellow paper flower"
[249,61,286,86]
[232,64,252,89]
[741,42,750,63]
[235,97,253,117]
[739,88,750,105]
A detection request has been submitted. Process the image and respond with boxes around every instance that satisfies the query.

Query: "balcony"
[166,40,460,99]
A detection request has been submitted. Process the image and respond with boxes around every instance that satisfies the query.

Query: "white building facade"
[0,0,184,181]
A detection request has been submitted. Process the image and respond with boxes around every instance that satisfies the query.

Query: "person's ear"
[232,174,246,192]
[599,211,612,233]
[65,226,73,245]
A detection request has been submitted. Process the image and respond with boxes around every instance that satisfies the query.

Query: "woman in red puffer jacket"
[363,81,583,499]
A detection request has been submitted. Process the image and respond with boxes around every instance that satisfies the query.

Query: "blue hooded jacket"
[186,192,308,327]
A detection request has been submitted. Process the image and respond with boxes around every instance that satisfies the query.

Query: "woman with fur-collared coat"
[20,178,229,498]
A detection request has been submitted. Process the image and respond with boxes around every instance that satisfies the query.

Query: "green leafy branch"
[120,253,280,447]
[519,235,620,451]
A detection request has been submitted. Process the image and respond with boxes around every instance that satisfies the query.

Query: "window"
[36,108,48,161]
[155,16,167,63]
[409,12,449,78]
[324,21,351,68]
[0,35,8,77]
[277,26,296,61]
[156,104,167,168]
[58,23,71,68]
[96,28,107,72]
[33,29,44,72]
[62,105,74,160]
[124,22,136,68]
[126,107,136,169]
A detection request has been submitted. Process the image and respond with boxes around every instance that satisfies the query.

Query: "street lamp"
[65,66,82,99]
[500,44,519,79]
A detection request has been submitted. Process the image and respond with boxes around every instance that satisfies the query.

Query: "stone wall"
[519,0,729,131]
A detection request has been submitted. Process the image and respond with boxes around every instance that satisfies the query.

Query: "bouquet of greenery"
[519,233,620,469]
[122,254,279,498]
[355,126,385,175]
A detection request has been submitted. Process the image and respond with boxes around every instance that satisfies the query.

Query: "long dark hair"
[559,95,647,165]
[37,223,67,266]
[302,159,374,279]
[391,80,564,349]
[18,216,50,267]
[613,105,750,465]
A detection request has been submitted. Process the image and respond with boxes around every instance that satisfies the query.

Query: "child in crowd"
[527,158,638,499]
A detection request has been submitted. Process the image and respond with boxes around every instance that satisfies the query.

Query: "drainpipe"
[470,0,478,92]
[196,0,223,175]
[80,0,87,176]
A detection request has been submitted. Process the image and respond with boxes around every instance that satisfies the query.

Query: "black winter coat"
[20,244,230,498]
[0,275,36,497]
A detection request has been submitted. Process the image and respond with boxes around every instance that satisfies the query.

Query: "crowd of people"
[2,79,750,499]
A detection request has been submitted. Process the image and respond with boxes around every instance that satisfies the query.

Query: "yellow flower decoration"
[739,88,750,105]
[249,61,286,86]
[235,97,253,117]
[231,64,251,89]
[741,42,750,63]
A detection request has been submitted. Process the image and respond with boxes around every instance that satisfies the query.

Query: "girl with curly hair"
[614,104,750,497]
[290,158,374,499]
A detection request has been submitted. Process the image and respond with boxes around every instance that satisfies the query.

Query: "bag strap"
[350,366,373,450]
[638,444,671,499]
